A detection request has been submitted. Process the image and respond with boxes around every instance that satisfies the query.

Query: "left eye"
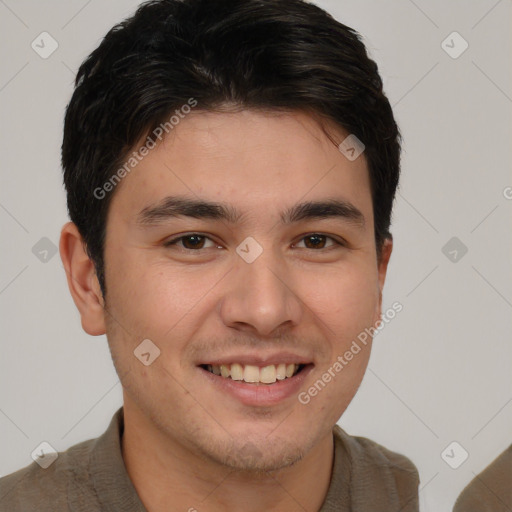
[294,234,341,250]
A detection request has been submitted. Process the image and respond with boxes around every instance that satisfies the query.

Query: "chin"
[210,435,308,473]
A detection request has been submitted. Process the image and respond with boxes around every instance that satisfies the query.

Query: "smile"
[200,363,305,384]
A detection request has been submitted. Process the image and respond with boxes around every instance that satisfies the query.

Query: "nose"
[219,248,303,337]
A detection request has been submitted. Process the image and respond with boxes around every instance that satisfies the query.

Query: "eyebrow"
[136,195,365,228]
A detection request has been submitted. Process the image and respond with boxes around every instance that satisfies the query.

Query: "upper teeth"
[205,363,301,384]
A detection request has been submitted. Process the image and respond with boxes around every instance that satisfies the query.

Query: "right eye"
[163,233,220,251]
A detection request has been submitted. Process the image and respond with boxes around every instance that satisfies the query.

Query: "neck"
[121,402,334,512]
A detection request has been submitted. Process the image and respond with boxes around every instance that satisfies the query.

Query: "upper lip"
[198,351,314,367]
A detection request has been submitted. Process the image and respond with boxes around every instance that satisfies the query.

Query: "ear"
[374,237,393,322]
[59,222,106,336]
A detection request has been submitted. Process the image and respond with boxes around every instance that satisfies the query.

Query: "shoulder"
[0,437,98,512]
[333,425,420,510]
[453,444,512,512]
[334,425,419,475]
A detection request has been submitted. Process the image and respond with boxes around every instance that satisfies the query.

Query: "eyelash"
[163,233,346,251]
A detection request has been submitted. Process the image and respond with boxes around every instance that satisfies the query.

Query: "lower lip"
[198,364,314,407]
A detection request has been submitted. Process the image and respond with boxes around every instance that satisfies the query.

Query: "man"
[0,0,420,510]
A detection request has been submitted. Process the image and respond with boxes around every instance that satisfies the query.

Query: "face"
[98,110,391,471]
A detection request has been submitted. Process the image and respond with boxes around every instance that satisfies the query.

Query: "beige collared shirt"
[0,407,419,511]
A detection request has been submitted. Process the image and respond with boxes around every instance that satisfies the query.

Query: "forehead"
[108,109,373,224]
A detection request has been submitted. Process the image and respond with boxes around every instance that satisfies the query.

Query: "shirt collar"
[88,407,147,512]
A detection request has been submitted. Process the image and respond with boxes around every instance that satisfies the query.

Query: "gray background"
[0,1,511,510]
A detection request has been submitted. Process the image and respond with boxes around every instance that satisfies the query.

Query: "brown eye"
[164,234,217,250]
[180,235,206,249]
[296,234,341,250]
[304,234,327,249]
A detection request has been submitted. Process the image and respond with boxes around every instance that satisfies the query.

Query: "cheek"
[300,263,380,337]
[295,268,378,419]
[105,251,223,342]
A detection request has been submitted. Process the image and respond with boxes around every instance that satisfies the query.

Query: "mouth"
[199,362,309,385]
[197,359,315,406]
